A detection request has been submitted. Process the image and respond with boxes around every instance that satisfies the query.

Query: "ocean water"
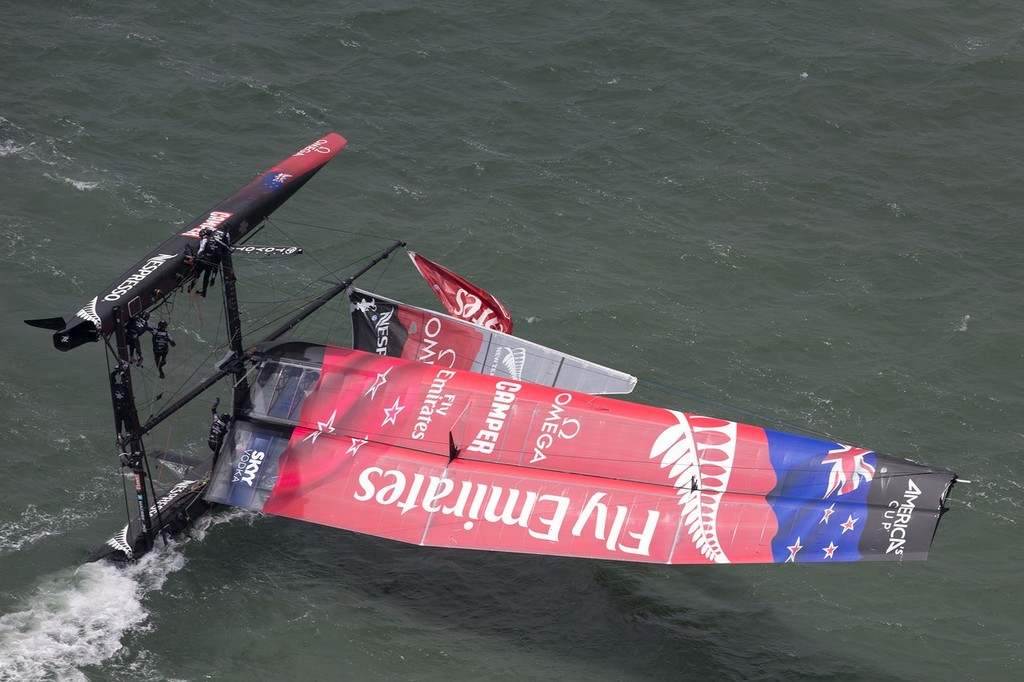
[2,1,1023,679]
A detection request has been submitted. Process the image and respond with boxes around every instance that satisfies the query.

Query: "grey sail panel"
[349,288,636,395]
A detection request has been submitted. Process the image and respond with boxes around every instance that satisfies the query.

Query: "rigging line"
[261,218,333,280]
[268,216,404,244]
[157,286,226,466]
[144,297,224,428]
[236,246,403,342]
[154,294,194,486]
[262,218,400,292]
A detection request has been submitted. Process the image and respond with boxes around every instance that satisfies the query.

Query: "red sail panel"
[408,251,514,333]
[211,344,955,564]
[263,437,780,564]
[259,347,783,563]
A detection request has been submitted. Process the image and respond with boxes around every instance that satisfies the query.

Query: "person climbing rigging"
[110,362,131,444]
[150,320,176,379]
[125,311,151,367]
[208,399,231,453]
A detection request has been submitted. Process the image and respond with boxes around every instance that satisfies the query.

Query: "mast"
[219,247,248,411]
[110,306,155,555]
[139,239,406,437]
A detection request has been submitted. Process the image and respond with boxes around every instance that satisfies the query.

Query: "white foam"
[0,141,28,158]
[0,541,186,680]
[44,173,100,191]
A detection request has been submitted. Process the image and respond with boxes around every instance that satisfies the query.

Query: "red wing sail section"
[349,288,637,395]
[206,344,957,564]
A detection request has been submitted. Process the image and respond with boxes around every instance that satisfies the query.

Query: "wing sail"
[350,288,637,395]
[47,134,348,351]
[205,343,956,564]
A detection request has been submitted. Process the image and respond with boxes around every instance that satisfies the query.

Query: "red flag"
[408,251,513,333]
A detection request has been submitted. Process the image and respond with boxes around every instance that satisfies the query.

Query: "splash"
[0,542,186,680]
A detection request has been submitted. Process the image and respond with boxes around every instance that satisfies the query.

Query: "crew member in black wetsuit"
[187,227,232,297]
[125,311,151,367]
[110,363,131,444]
[150,320,176,379]
[205,228,232,290]
[208,402,231,454]
[188,228,213,296]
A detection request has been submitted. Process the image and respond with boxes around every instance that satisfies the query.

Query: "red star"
[822,542,839,559]
[820,502,836,524]
[840,515,858,534]
[785,537,803,563]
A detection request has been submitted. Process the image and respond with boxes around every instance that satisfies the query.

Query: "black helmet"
[158,320,168,329]
[142,311,150,320]
[220,413,231,422]
[200,228,210,237]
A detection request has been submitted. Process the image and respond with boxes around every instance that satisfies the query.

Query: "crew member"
[110,363,131,443]
[150,320,176,379]
[188,227,232,297]
[125,311,151,367]
[208,403,231,453]
[188,228,214,297]
[205,228,232,290]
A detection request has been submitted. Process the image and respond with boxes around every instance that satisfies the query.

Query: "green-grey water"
[2,1,1022,679]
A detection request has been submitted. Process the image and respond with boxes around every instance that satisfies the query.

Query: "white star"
[382,397,404,426]
[302,409,337,444]
[364,366,392,400]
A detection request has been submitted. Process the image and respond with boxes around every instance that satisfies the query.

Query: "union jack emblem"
[821,444,876,497]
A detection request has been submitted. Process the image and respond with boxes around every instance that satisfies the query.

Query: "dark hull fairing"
[49,134,348,352]
[87,469,215,563]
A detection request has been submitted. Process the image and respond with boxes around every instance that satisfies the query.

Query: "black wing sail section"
[36,134,348,352]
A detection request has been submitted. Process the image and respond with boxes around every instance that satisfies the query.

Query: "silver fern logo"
[650,411,738,563]
[493,346,525,380]
[75,296,101,327]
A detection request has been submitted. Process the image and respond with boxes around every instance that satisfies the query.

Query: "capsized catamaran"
[26,133,958,565]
